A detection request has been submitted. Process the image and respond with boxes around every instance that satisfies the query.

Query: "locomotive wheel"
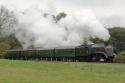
[91,54,106,62]
[91,56,97,62]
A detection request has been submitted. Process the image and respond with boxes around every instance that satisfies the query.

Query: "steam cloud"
[0,2,110,49]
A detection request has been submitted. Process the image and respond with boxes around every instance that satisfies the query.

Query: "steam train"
[5,43,115,62]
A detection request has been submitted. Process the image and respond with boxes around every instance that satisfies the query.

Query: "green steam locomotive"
[5,43,115,62]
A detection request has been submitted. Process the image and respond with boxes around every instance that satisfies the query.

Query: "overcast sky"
[0,0,125,27]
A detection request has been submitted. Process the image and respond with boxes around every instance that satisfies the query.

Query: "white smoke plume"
[0,1,110,49]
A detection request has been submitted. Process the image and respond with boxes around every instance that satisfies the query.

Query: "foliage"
[114,51,125,63]
[108,27,125,52]
[0,6,21,49]
[90,37,104,43]
[0,6,18,38]
[0,42,10,58]
[0,35,22,49]
[7,35,22,49]
[53,12,67,23]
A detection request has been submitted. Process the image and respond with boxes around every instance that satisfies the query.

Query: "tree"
[108,27,125,52]
[0,6,18,38]
[53,12,67,23]
[90,37,104,43]
[0,6,21,49]
[7,35,22,49]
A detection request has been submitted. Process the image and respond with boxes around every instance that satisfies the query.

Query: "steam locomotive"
[5,43,115,62]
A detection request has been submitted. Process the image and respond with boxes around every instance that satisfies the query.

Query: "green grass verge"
[0,59,125,83]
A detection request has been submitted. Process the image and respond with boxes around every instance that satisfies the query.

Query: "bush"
[114,51,125,63]
[0,42,10,58]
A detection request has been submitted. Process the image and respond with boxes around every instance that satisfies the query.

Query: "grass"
[0,59,125,83]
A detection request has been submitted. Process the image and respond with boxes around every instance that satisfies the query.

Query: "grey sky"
[55,0,125,27]
[0,0,125,27]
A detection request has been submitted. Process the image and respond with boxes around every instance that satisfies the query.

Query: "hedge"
[114,51,125,63]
